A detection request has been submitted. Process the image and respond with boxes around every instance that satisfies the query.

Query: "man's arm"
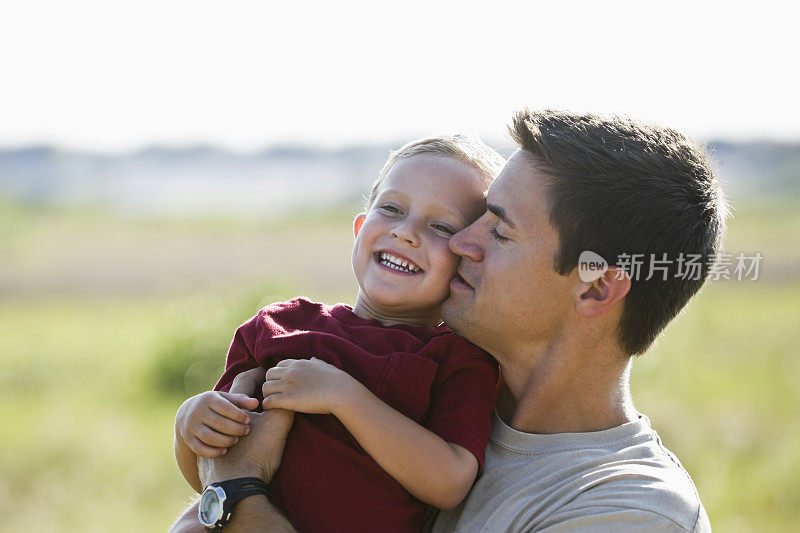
[174,369,266,492]
[170,497,295,533]
[169,369,297,533]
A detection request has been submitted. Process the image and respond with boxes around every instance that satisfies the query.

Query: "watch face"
[199,487,224,526]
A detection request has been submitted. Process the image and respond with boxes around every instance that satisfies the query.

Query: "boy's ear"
[353,213,366,237]
[574,267,631,318]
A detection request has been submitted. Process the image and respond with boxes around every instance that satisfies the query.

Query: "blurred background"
[1,1,798,531]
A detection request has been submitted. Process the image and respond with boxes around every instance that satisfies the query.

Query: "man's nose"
[390,219,421,246]
[449,222,484,261]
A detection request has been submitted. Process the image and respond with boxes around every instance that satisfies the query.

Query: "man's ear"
[574,267,631,318]
[353,213,366,237]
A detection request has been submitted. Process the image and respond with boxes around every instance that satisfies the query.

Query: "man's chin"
[440,297,464,330]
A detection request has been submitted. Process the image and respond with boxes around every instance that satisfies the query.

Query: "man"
[172,110,724,532]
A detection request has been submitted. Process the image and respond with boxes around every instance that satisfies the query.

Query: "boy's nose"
[390,221,420,246]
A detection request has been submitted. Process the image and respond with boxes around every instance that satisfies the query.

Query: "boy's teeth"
[379,252,420,272]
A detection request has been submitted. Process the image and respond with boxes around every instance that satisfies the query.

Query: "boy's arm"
[174,421,203,493]
[334,379,479,510]
[262,358,479,510]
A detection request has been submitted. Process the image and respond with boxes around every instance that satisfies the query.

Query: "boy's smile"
[375,251,422,274]
[351,153,488,326]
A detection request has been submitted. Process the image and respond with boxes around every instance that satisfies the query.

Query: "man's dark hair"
[509,109,728,355]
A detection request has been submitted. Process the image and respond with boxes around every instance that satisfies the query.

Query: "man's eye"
[379,204,401,214]
[491,228,509,242]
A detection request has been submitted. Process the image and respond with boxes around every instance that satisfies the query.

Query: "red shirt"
[215,298,498,533]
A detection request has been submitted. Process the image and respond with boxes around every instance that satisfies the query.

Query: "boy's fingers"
[265,366,286,380]
[235,367,265,381]
[218,392,259,412]
[204,410,251,437]
[211,395,253,423]
[188,437,228,459]
[262,393,286,410]
[262,380,282,397]
[275,359,299,368]
[230,367,267,394]
[196,424,241,448]
[261,392,281,410]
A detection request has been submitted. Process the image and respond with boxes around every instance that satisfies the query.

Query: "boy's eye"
[432,223,455,235]
[491,227,510,242]
[379,204,402,214]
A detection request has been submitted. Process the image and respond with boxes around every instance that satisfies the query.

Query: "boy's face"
[352,154,488,324]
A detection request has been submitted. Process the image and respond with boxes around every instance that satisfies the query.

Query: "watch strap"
[216,477,269,501]
[206,477,270,532]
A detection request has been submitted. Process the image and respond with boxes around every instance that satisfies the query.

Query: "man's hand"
[197,406,295,488]
[261,357,358,414]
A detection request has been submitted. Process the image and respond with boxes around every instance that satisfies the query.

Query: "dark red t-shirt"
[214,297,498,533]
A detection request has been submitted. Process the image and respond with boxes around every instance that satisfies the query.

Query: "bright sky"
[1,0,797,152]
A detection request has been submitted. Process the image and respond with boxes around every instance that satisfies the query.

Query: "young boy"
[174,135,505,532]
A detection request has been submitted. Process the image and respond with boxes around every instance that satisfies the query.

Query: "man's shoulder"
[535,503,711,533]
[550,447,708,532]
[433,415,709,532]
[541,422,707,532]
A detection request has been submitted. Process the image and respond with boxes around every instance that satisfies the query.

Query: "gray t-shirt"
[432,411,710,532]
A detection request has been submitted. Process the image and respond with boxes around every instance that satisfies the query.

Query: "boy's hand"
[262,358,358,415]
[176,391,259,458]
[230,367,267,396]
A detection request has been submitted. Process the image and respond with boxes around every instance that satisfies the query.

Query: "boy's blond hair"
[365,134,506,209]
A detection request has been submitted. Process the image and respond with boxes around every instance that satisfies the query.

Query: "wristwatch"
[198,477,270,531]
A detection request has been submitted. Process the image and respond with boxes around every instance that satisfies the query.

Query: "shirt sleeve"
[534,505,708,533]
[213,311,263,393]
[424,351,499,470]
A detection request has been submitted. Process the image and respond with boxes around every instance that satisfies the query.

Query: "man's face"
[442,150,574,357]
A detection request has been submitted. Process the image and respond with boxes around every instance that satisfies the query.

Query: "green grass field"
[1,199,798,531]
